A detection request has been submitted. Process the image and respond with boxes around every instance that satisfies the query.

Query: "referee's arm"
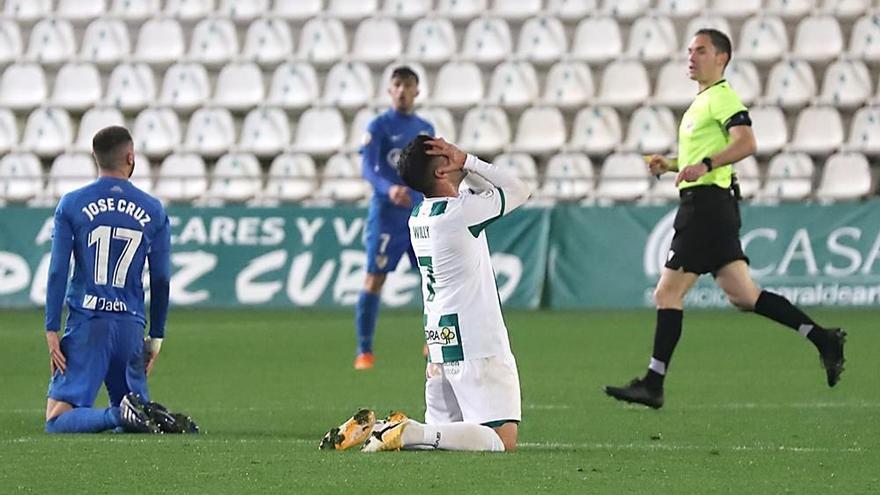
[707,125,756,168]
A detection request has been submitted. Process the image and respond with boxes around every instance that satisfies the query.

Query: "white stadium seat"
[218,0,270,23]
[734,156,762,199]
[709,0,760,19]
[738,15,789,63]
[494,153,540,192]
[376,62,430,104]
[541,61,594,110]
[512,106,567,155]
[0,109,17,154]
[80,18,131,68]
[627,15,678,63]
[110,0,162,22]
[51,63,103,112]
[765,0,814,20]
[417,107,455,142]
[0,20,23,66]
[517,16,568,65]
[654,58,698,109]
[297,16,348,66]
[264,153,319,203]
[183,107,237,157]
[431,61,484,110]
[760,153,814,201]
[656,0,706,18]
[3,0,52,22]
[487,61,539,110]
[352,17,403,66]
[130,153,153,194]
[596,153,651,202]
[847,106,880,155]
[546,0,598,22]
[597,60,651,108]
[793,15,843,63]
[267,62,320,111]
[165,0,216,20]
[273,0,323,20]
[682,15,732,49]
[572,16,623,65]
[763,59,816,109]
[644,171,679,204]
[602,0,650,20]
[347,106,383,150]
[327,0,379,23]
[815,152,872,201]
[133,107,183,158]
[57,0,107,23]
[817,59,872,110]
[750,105,788,155]
[458,106,511,157]
[725,59,762,106]
[292,107,347,156]
[48,153,98,199]
[788,106,844,156]
[436,0,487,23]
[242,17,293,67]
[238,107,291,157]
[0,153,43,203]
[821,0,869,20]
[316,153,369,202]
[623,105,677,155]
[135,17,186,66]
[21,107,74,157]
[214,62,265,112]
[207,153,262,203]
[406,17,457,65]
[26,18,76,66]
[0,63,47,112]
[568,106,623,155]
[847,14,880,63]
[155,153,208,202]
[383,0,432,21]
[75,107,127,152]
[541,153,595,201]
[461,17,513,66]
[189,17,239,67]
[491,0,542,20]
[159,62,211,112]
[104,63,157,112]
[323,61,375,110]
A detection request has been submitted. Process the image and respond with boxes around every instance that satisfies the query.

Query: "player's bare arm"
[46,330,66,375]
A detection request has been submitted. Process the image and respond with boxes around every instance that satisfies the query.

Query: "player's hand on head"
[45,331,66,375]
[389,184,412,208]
[425,138,466,172]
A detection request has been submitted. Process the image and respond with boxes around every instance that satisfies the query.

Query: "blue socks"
[45,407,122,433]
[355,290,381,354]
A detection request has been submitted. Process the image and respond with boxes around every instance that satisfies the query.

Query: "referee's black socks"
[754,290,830,349]
[645,309,683,390]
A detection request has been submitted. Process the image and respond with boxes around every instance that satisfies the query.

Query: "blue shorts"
[47,318,148,408]
[364,207,416,274]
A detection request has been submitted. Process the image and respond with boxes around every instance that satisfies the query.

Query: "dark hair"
[92,125,133,170]
[390,65,419,84]
[397,135,436,194]
[695,28,732,69]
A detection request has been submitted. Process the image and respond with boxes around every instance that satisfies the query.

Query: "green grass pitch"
[1,308,877,493]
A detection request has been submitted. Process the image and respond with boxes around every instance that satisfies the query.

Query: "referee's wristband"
[702,157,714,171]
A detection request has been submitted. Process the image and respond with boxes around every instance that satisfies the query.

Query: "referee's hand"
[646,155,671,176]
[675,163,709,186]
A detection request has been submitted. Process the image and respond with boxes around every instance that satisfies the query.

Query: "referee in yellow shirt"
[604,29,846,409]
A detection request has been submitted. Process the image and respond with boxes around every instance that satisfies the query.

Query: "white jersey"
[409,154,530,363]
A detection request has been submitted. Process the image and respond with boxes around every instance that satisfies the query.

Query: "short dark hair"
[390,65,419,85]
[397,135,437,194]
[695,28,732,69]
[92,126,133,170]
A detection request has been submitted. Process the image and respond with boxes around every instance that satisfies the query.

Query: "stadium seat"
[352,17,403,65]
[492,0,543,20]
[0,63,48,112]
[847,105,880,155]
[110,0,162,22]
[154,153,209,202]
[75,107,126,152]
[627,15,677,64]
[815,152,872,201]
[461,17,513,66]
[165,0,216,20]
[217,0,270,23]
[595,153,651,202]
[133,107,183,158]
[847,14,880,63]
[0,20,23,66]
[0,153,42,203]
[655,0,706,18]
[21,107,74,157]
[130,153,153,194]
[436,0,487,22]
[568,106,623,155]
[643,172,679,204]
[458,106,511,157]
[158,62,211,112]
[750,105,788,155]
[545,0,598,22]
[762,59,816,109]
[383,0,432,21]
[734,155,761,199]
[738,15,789,63]
[263,153,319,203]
[183,107,236,157]
[817,59,872,110]
[821,0,869,19]
[80,18,131,68]
[323,61,375,110]
[725,59,761,106]
[493,153,540,192]
[291,107,347,156]
[267,61,320,111]
[759,153,813,201]
[765,0,814,19]
[214,62,265,112]
[316,152,369,202]
[622,105,677,155]
[135,17,186,66]
[189,17,239,67]
[788,106,844,155]
[47,153,98,199]
[486,61,539,110]
[328,0,379,22]
[417,107,456,141]
[0,109,17,154]
[793,15,843,63]
[297,16,348,66]
[709,0,760,19]
[572,17,624,65]
[3,0,52,22]
[431,61,484,110]
[406,17,457,65]
[57,0,107,23]
[242,17,294,67]
[541,61,594,110]
[602,0,650,20]
[653,58,698,109]
[517,16,568,65]
[272,0,323,20]
[51,62,103,112]
[597,60,651,108]
[511,106,567,155]
[376,62,430,104]
[238,107,292,157]
[682,15,732,49]
[207,152,262,203]
[26,18,76,66]
[540,152,595,201]
[104,63,156,113]
[347,106,383,150]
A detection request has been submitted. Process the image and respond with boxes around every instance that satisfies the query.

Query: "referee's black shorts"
[664,185,749,276]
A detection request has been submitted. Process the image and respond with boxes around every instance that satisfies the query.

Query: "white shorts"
[424,353,521,426]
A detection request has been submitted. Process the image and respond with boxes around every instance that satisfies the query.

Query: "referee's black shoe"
[604,377,664,409]
[819,328,846,387]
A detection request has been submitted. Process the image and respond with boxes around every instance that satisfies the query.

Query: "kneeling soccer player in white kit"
[320,136,530,453]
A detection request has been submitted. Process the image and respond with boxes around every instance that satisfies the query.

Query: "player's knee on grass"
[363,273,387,293]
[493,422,518,452]
[45,398,73,422]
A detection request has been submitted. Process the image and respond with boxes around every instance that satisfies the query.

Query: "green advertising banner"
[0,206,549,309]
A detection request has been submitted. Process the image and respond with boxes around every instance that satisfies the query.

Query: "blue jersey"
[361,109,434,227]
[45,177,171,338]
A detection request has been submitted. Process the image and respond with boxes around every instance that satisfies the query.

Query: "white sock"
[401,420,505,452]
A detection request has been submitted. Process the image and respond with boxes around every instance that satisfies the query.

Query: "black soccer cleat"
[819,328,846,387]
[120,393,161,433]
[144,401,200,434]
[604,377,665,409]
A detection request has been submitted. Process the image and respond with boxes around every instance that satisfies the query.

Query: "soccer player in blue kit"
[44,126,195,434]
[354,66,434,370]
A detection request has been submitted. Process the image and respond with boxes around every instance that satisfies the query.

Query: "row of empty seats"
[3,12,880,69]
[0,149,872,205]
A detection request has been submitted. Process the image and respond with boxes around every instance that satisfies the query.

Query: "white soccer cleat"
[319,409,376,451]
[361,411,409,452]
